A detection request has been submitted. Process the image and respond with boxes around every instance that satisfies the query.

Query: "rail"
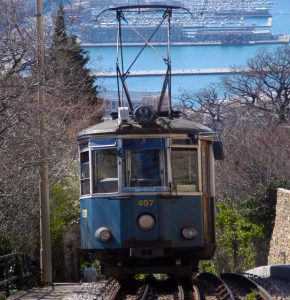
[0,252,38,297]
[176,284,184,300]
[192,284,203,300]
[197,272,235,299]
[221,273,273,300]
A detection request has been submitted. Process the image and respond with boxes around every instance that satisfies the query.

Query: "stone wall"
[268,188,290,265]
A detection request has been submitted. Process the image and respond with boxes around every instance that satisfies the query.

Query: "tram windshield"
[80,137,200,195]
[130,149,161,186]
[122,138,167,190]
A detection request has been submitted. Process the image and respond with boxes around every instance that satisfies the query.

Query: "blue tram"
[78,107,222,279]
[78,4,223,279]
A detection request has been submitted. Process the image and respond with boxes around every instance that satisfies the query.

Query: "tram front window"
[92,149,118,193]
[123,138,166,189]
[171,148,198,193]
[130,149,161,187]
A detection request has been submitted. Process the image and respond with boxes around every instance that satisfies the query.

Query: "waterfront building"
[58,0,288,46]
[81,22,288,45]
[81,25,185,43]
[188,27,275,44]
[101,91,169,115]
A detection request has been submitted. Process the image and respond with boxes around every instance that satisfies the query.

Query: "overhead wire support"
[157,8,173,115]
[118,11,126,80]
[122,12,168,78]
[95,5,194,21]
[116,10,134,111]
[96,5,195,114]
[116,19,121,108]
[167,9,173,115]
[116,10,123,107]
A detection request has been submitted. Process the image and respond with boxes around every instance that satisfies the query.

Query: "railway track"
[197,272,273,300]
[107,277,202,300]
[221,273,273,300]
[242,273,289,299]
[73,273,275,299]
[197,272,235,299]
[174,279,200,300]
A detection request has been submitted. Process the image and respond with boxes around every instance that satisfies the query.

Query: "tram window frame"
[79,142,88,151]
[80,151,90,196]
[92,148,118,194]
[201,141,211,195]
[122,138,168,192]
[170,137,199,194]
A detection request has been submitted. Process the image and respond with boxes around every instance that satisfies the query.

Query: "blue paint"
[123,138,166,150]
[80,195,203,249]
[89,139,117,148]
[160,196,203,247]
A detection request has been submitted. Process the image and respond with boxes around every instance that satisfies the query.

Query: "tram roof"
[78,116,214,139]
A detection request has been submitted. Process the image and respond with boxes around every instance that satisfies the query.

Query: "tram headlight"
[95,227,112,242]
[137,214,155,231]
[181,226,198,240]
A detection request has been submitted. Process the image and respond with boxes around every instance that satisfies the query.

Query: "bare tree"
[176,45,290,271]
[177,83,234,130]
[223,45,290,123]
[0,0,35,77]
[0,0,103,257]
[215,106,290,199]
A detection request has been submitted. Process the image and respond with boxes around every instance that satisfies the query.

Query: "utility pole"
[35,0,52,284]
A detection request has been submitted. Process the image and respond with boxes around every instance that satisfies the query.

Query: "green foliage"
[80,259,104,279]
[49,3,99,104]
[213,167,289,272]
[199,260,217,273]
[242,179,290,238]
[91,260,101,275]
[0,234,21,255]
[135,274,147,280]
[216,201,264,272]
[0,236,13,255]
[50,176,79,241]
[0,293,6,300]
[50,172,79,281]
[52,2,67,46]
[153,274,168,280]
[246,290,259,300]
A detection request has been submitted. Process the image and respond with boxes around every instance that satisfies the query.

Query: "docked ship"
[80,22,289,46]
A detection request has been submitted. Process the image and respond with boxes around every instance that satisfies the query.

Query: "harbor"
[81,21,287,46]
[77,1,290,95]
[74,0,288,45]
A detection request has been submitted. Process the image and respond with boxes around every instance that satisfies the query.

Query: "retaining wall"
[267,188,290,265]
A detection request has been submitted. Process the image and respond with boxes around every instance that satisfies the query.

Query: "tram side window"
[80,151,90,195]
[201,142,210,195]
[171,148,198,193]
[92,149,118,193]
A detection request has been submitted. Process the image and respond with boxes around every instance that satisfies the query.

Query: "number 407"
[137,200,154,207]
